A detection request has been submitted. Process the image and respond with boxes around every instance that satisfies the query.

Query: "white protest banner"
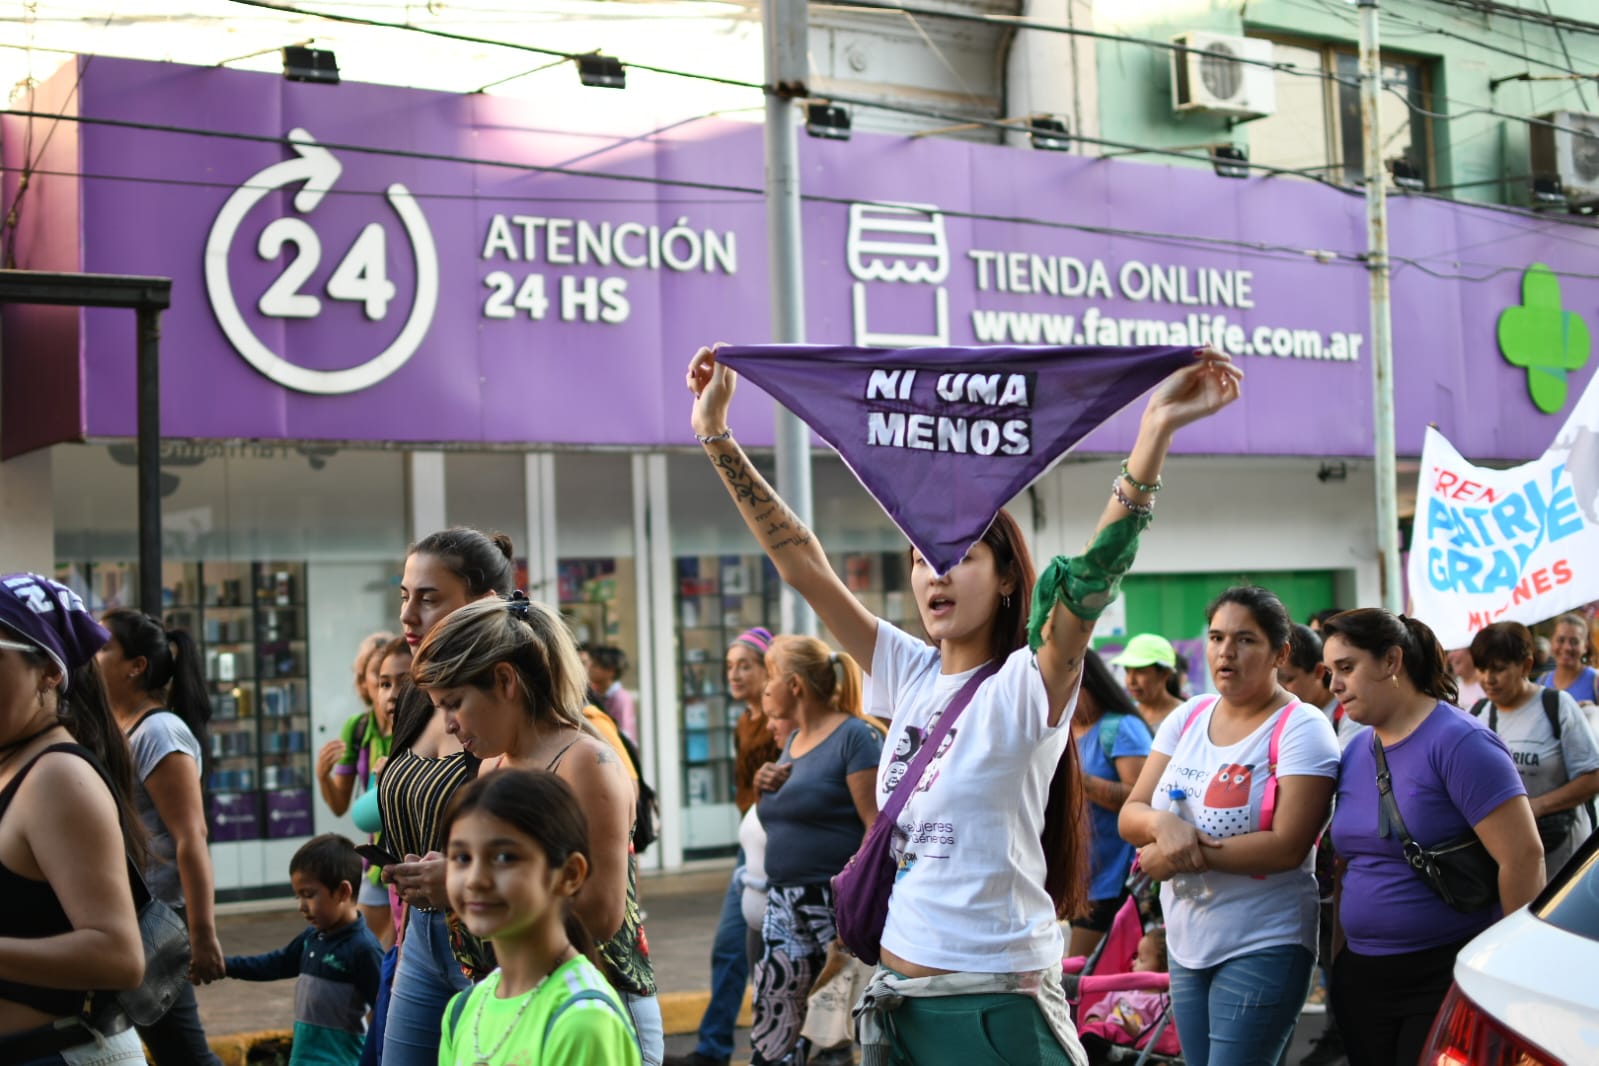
[1409,373,1599,651]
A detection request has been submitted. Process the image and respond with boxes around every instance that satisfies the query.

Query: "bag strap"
[1096,713,1124,764]
[1257,702,1298,834]
[1177,696,1219,739]
[880,660,999,826]
[1371,734,1421,860]
[1541,687,1563,742]
[445,989,470,1045]
[544,988,641,1052]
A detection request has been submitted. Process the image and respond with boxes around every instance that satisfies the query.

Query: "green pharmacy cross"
[1498,263,1591,414]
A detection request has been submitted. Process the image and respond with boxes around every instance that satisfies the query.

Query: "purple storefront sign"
[265,788,314,840]
[209,791,260,844]
[3,57,1596,461]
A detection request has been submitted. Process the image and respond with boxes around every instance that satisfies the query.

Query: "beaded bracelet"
[1111,477,1155,516]
[695,429,734,444]
[1120,460,1162,495]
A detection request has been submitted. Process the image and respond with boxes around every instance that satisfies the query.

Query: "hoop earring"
[1002,594,1012,609]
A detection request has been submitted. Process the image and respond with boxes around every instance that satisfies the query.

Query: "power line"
[1420,0,1599,38]
[0,107,1373,266]
[13,109,1599,286]
[222,0,760,90]
[222,0,1599,174]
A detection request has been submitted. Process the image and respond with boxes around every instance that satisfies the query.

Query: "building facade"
[1,35,1595,892]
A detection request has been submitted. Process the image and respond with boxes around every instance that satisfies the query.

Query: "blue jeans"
[135,980,221,1066]
[696,861,752,1061]
[1168,944,1314,1066]
[359,943,400,1066]
[623,990,665,1066]
[382,910,471,1066]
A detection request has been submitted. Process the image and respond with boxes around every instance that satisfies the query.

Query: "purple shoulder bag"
[831,660,1000,965]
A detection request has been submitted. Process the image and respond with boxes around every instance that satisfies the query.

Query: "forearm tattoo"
[712,451,814,553]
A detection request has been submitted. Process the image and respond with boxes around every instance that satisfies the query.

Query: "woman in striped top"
[374,527,517,1066]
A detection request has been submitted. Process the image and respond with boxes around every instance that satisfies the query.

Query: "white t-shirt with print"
[1151,695,1340,970]
[1481,686,1599,873]
[870,621,1075,974]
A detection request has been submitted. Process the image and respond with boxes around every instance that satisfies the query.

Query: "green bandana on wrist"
[1028,512,1152,651]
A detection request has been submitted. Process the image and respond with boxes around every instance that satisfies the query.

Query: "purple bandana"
[717,344,1193,574]
[0,573,109,690]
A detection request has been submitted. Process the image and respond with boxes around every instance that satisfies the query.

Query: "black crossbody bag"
[1372,735,1499,913]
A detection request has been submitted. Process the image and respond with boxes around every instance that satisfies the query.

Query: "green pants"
[884,991,1076,1066]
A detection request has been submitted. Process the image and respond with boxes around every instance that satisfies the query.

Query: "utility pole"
[1359,0,1403,613]
[761,0,817,636]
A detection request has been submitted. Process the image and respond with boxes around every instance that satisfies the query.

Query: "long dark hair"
[442,769,598,965]
[1320,609,1458,705]
[53,658,150,867]
[391,528,517,755]
[102,608,211,755]
[1081,648,1140,722]
[972,509,1088,920]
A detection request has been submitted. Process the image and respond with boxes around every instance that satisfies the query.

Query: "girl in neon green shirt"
[438,770,640,1066]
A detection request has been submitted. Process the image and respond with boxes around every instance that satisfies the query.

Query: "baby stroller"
[1063,895,1182,1066]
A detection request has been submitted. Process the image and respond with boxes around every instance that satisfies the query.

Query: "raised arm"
[687,346,878,666]
[1034,352,1242,723]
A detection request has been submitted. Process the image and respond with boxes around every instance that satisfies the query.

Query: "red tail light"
[1421,983,1561,1066]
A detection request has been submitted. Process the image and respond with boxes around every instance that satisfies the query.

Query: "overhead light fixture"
[1390,158,1425,192]
[282,45,339,85]
[576,54,625,89]
[804,102,851,141]
[1028,116,1071,152]
[1210,144,1249,179]
[1532,174,1568,207]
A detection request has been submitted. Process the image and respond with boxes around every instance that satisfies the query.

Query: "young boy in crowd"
[224,834,385,1065]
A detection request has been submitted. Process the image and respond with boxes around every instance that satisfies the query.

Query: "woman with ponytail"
[412,595,661,1064]
[747,636,881,1066]
[98,607,224,1066]
[1319,609,1543,1066]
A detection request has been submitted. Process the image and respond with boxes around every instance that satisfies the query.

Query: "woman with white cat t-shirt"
[1121,586,1339,1066]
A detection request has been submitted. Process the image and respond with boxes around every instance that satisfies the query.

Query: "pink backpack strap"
[1257,701,1298,833]
[1177,696,1219,738]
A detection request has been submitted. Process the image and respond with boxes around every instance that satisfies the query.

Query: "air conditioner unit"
[1171,32,1276,120]
[1530,111,1599,206]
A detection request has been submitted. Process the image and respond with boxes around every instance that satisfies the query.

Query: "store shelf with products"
[675,553,779,857]
[56,558,314,846]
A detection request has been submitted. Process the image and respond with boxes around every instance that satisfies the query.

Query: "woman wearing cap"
[668,627,781,1066]
[0,573,149,1064]
[1113,634,1185,735]
[689,344,1241,1064]
[97,608,226,1065]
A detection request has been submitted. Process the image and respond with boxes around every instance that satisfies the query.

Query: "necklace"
[0,721,60,771]
[469,947,574,1063]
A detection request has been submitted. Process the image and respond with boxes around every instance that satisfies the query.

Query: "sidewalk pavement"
[200,864,1332,1065]
[200,865,748,1054]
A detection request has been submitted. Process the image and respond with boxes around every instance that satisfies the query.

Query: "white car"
[1423,833,1599,1065]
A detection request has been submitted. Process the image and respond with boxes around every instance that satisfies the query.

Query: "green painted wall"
[1091,0,1599,206]
[1120,569,1339,642]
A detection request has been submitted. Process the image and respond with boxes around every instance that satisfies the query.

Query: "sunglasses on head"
[0,638,39,655]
